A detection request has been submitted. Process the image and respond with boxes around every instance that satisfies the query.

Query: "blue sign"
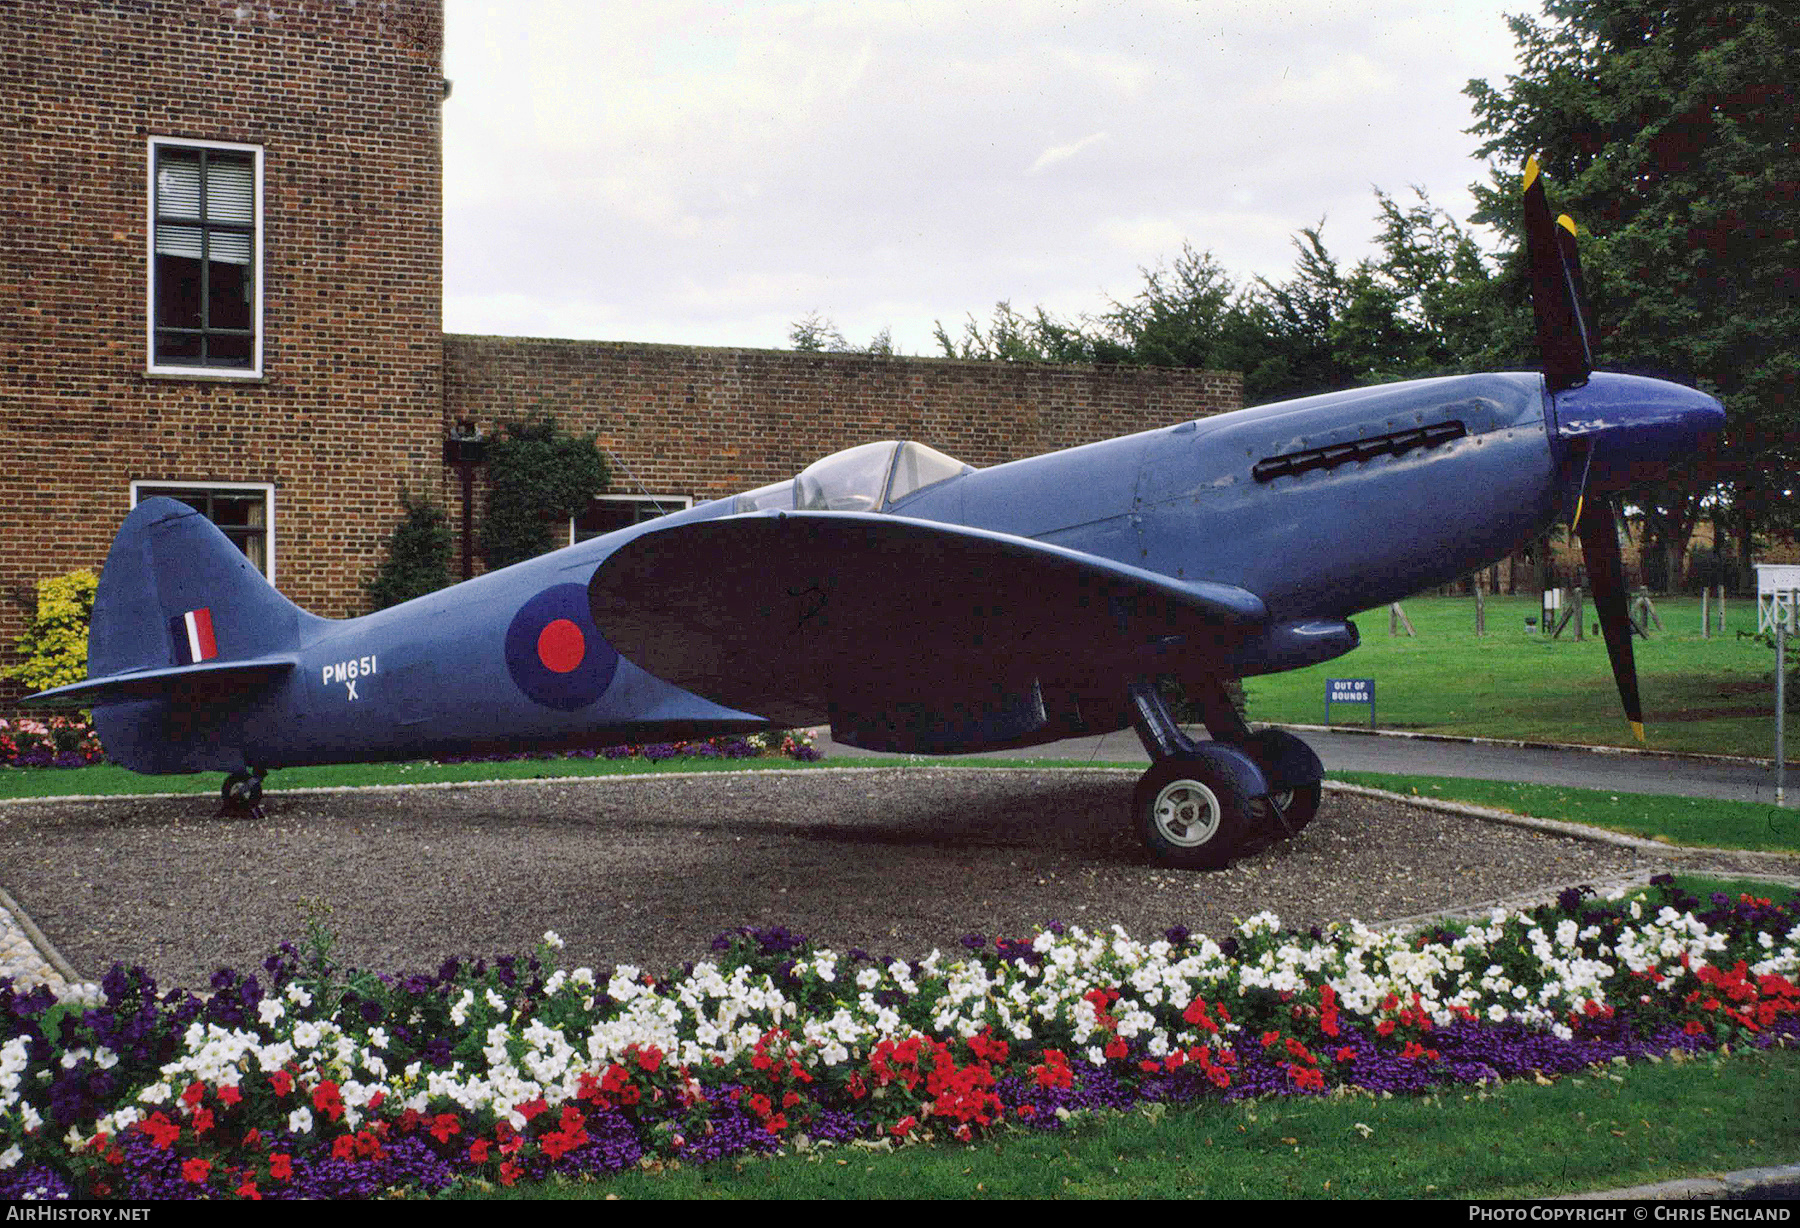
[1326,677,1375,727]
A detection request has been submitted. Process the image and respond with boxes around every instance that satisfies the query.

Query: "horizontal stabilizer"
[589,510,1267,730]
[25,656,297,709]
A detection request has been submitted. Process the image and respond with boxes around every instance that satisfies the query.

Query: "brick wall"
[0,0,445,702]
[443,335,1243,575]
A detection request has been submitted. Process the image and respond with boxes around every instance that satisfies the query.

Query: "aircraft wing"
[588,510,1266,752]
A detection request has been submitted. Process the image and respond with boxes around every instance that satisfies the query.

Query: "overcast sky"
[441,0,1531,356]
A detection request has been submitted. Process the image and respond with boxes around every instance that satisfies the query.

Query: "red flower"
[219,1084,243,1107]
[1104,1037,1127,1061]
[891,1115,917,1138]
[269,1069,293,1097]
[517,1098,549,1122]
[313,1080,345,1122]
[181,1080,206,1107]
[430,1113,462,1143]
[636,1045,665,1073]
[181,1157,211,1185]
[139,1112,181,1151]
[270,1154,293,1181]
[469,1139,491,1164]
[500,1160,523,1187]
[191,1106,215,1136]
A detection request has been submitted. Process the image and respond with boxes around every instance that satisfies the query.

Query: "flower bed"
[2,877,1795,1200]
[0,718,103,770]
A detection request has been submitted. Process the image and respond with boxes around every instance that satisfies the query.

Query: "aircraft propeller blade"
[1575,497,1645,742]
[1522,156,1594,392]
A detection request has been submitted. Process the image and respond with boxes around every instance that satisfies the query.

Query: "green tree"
[1328,188,1507,385]
[931,301,1106,364]
[789,312,895,356]
[480,417,610,571]
[1095,245,1241,369]
[365,495,453,611]
[1230,224,1357,403]
[1465,0,1800,590]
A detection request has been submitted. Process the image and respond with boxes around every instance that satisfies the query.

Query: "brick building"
[0,0,1240,707]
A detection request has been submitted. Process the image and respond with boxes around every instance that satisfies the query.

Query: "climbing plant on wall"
[480,416,610,571]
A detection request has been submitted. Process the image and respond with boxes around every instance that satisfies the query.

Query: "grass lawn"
[1244,594,1785,758]
[1327,771,1800,854]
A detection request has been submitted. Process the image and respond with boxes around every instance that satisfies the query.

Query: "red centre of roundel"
[536,619,586,674]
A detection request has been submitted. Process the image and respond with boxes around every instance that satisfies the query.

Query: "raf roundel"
[504,584,619,710]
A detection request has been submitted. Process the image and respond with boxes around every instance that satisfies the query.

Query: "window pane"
[155,151,201,218]
[154,330,202,362]
[154,253,202,328]
[206,334,253,366]
[204,158,254,224]
[207,259,251,329]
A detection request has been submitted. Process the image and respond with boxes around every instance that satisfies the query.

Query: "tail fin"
[29,497,314,710]
[88,497,314,675]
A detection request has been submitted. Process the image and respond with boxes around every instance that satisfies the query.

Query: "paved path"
[817,725,1795,806]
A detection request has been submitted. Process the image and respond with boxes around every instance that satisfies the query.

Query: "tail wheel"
[1133,756,1252,870]
[220,770,265,818]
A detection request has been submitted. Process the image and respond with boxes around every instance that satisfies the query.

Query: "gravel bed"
[0,768,1692,993]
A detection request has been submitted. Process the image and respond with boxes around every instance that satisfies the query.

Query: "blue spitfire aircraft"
[29,161,1724,868]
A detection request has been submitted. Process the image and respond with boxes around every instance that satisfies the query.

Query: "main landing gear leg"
[1125,680,1324,869]
[219,768,267,820]
[1126,681,1256,870]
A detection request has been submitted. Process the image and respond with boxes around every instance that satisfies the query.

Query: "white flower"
[258,998,285,1026]
[0,1144,20,1170]
[543,930,565,949]
[288,1106,314,1134]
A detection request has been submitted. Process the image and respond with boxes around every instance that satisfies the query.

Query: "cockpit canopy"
[731,441,970,515]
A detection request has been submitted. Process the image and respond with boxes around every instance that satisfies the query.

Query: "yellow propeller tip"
[1629,721,1645,743]
[1557,214,1578,236]
[1525,155,1540,187]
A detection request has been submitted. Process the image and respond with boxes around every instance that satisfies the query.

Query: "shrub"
[365,495,454,611]
[4,570,97,696]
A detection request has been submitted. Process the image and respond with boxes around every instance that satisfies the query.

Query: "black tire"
[1133,756,1253,870]
[221,770,263,811]
[1255,782,1322,838]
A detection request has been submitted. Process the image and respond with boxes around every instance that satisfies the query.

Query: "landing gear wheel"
[1134,756,1252,870]
[1255,782,1322,838]
[219,770,266,819]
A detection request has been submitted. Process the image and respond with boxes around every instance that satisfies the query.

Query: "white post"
[1780,590,1794,807]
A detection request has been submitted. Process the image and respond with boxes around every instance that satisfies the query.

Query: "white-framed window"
[570,494,692,544]
[146,138,264,377]
[131,481,276,584]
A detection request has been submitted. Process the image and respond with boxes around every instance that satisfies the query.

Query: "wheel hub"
[1151,778,1222,847]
